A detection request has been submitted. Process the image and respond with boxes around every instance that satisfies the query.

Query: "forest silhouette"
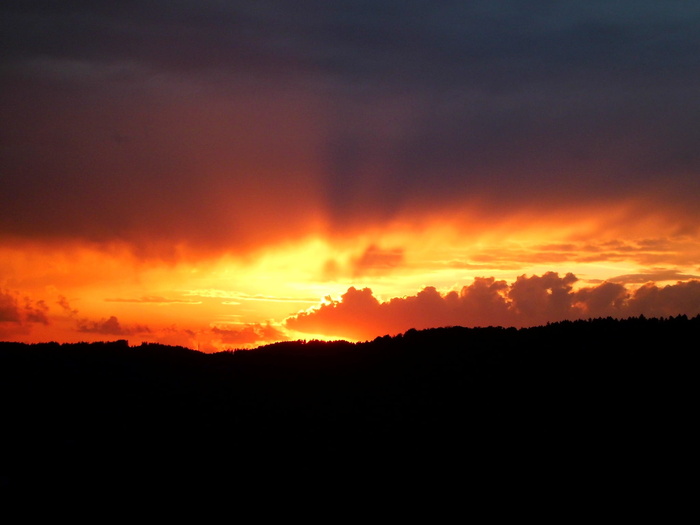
[1,315,695,493]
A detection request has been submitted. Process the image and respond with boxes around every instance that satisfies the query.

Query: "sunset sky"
[2,1,700,350]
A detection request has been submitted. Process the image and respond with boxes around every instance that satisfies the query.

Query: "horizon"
[3,313,696,354]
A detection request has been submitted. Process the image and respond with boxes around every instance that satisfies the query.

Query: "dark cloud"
[0,291,22,323]
[5,2,699,81]
[627,280,700,319]
[0,290,49,325]
[77,315,150,336]
[2,2,699,252]
[24,298,49,324]
[507,272,579,325]
[0,290,50,338]
[286,273,700,340]
[571,281,628,318]
[57,295,79,316]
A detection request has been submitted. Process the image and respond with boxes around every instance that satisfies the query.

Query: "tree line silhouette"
[1,315,696,493]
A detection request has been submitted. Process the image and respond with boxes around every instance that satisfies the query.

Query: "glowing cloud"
[286,273,700,340]
[211,323,289,347]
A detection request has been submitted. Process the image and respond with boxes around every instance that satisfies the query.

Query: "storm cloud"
[2,1,699,253]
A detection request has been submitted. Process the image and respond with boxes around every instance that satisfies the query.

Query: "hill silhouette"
[1,316,696,494]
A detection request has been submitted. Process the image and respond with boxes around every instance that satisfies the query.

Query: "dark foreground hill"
[1,316,696,495]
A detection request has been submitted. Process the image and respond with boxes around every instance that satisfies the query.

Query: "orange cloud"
[571,282,628,318]
[507,272,579,326]
[626,280,700,318]
[211,323,289,348]
[286,273,700,340]
[0,289,49,338]
[351,244,404,276]
[322,243,406,280]
[607,269,700,285]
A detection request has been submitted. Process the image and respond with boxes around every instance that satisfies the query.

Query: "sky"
[2,1,700,350]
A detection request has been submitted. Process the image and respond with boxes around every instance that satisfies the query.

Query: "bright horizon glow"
[2,203,699,351]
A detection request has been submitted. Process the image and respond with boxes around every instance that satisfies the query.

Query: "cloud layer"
[287,273,700,340]
[2,1,699,255]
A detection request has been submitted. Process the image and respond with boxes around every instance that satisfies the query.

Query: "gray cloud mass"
[1,1,699,251]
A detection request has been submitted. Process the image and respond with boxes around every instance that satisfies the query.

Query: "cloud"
[286,273,700,340]
[458,234,700,270]
[570,282,628,320]
[507,272,579,326]
[0,290,49,325]
[76,316,150,336]
[627,280,700,318]
[211,323,288,347]
[607,269,700,284]
[105,296,202,304]
[0,289,50,338]
[57,295,79,316]
[183,289,318,304]
[351,244,404,276]
[24,299,49,324]
[323,244,405,279]
[0,291,22,323]
[1,2,699,257]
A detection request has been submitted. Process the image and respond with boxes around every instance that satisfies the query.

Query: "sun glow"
[2,199,699,351]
